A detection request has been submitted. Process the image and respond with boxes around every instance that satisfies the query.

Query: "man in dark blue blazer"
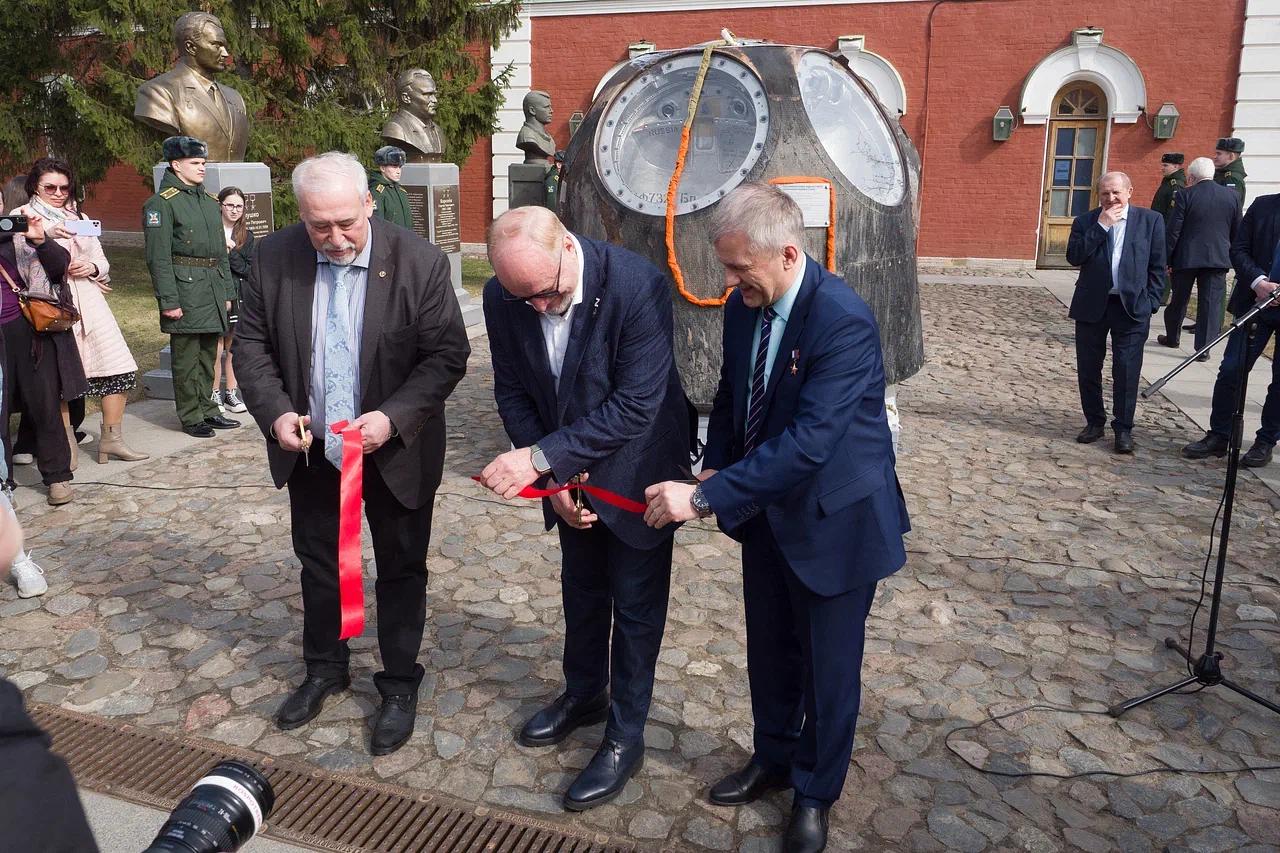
[1159,157,1242,354]
[645,184,909,853]
[1183,192,1280,467]
[479,207,690,811]
[1066,171,1167,454]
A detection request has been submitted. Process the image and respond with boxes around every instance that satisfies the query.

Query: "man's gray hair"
[174,11,221,53]
[1096,171,1133,190]
[1187,156,1215,182]
[709,183,804,254]
[292,152,368,204]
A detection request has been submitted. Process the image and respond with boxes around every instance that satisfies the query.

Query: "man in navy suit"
[1158,157,1242,355]
[478,206,690,811]
[645,183,909,853]
[1066,171,1167,454]
[1183,193,1280,466]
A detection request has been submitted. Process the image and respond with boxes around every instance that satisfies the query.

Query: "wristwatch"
[690,484,713,518]
[530,444,552,476]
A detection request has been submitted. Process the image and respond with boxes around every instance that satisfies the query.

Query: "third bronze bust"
[381,69,444,164]
[134,11,249,162]
[517,90,556,164]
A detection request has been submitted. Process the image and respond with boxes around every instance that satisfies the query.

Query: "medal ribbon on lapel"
[330,420,365,640]
[471,476,647,514]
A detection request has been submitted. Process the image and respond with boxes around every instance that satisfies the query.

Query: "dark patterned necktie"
[744,306,776,454]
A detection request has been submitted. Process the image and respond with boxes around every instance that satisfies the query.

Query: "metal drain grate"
[32,704,638,853]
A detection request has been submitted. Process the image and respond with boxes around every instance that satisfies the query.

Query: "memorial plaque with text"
[431,185,461,255]
[242,192,274,237]
[404,187,430,241]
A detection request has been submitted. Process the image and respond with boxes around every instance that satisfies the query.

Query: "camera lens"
[143,760,276,853]
[0,218,14,232]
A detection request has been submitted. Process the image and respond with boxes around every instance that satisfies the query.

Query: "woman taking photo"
[213,186,253,414]
[17,158,148,465]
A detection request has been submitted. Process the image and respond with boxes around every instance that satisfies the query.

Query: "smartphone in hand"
[61,219,102,237]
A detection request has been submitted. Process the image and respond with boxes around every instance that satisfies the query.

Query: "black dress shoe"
[204,415,241,429]
[182,423,215,438]
[1114,430,1134,455]
[371,693,418,755]
[1076,424,1105,444]
[1182,432,1229,459]
[517,690,608,747]
[1242,441,1274,468]
[709,759,790,806]
[563,739,644,811]
[1156,334,1179,348]
[275,674,350,730]
[784,804,829,853]
[1182,321,1196,332]
[1194,352,1210,362]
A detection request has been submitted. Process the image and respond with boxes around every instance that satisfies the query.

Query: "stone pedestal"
[508,162,551,209]
[401,163,481,328]
[145,163,274,399]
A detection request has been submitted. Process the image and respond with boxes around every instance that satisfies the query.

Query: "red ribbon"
[470,476,647,514]
[331,421,365,640]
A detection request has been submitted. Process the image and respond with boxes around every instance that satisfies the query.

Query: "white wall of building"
[1235,0,1280,204]
[490,14,534,222]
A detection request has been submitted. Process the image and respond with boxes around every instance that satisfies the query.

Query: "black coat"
[0,234,88,401]
[1066,206,1167,323]
[1167,180,1241,271]
[1228,192,1280,317]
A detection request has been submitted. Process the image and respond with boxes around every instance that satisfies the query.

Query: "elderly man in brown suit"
[134,11,249,162]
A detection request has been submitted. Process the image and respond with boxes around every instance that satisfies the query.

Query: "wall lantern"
[1152,102,1180,140]
[568,110,585,138]
[993,106,1015,142]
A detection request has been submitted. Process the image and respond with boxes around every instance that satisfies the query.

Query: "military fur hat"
[1215,137,1245,154]
[374,145,407,167]
[1160,152,1184,165]
[162,136,208,161]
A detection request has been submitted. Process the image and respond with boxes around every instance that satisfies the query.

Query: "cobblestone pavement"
[4,282,1279,852]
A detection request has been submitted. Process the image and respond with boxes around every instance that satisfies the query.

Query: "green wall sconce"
[1152,102,1180,140]
[993,106,1015,142]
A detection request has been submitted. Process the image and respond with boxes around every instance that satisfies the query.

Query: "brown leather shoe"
[47,482,73,506]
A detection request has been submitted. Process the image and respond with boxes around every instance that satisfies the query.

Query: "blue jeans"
[1208,308,1280,446]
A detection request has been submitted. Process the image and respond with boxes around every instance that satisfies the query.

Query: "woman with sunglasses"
[212,186,254,414]
[15,158,148,468]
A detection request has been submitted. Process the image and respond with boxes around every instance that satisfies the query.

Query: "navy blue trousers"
[558,520,672,746]
[1209,307,1280,446]
[741,521,878,807]
[1075,295,1149,432]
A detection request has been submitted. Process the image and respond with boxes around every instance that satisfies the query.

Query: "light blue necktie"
[323,264,356,468]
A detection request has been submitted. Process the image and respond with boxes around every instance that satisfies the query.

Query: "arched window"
[1054,83,1106,118]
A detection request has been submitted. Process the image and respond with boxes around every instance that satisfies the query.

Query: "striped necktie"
[743,306,776,454]
[323,264,356,467]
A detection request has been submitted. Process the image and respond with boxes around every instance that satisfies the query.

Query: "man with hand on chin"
[237,152,468,756]
[646,183,909,853]
[479,206,690,812]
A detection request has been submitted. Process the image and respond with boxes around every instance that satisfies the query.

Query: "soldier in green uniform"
[1213,137,1247,209]
[1151,152,1185,221]
[143,136,241,438]
[368,145,413,229]
[1151,152,1185,305]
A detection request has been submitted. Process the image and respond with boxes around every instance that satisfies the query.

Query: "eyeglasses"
[221,203,244,210]
[39,183,70,195]
[500,248,565,304]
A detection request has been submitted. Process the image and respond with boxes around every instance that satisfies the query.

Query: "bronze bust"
[381,69,444,164]
[134,12,249,162]
[517,90,556,164]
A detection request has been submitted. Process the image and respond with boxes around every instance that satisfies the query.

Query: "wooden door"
[1037,85,1107,268]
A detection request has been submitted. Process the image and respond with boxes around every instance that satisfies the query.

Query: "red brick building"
[92,0,1277,267]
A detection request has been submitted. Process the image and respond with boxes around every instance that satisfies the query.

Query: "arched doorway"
[1037,82,1108,268]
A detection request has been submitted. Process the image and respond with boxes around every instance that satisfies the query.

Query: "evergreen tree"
[0,0,521,221]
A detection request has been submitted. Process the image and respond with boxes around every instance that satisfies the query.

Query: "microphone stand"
[1110,288,1280,718]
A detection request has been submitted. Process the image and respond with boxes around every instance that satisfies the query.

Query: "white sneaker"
[11,551,47,598]
[223,388,248,413]
[211,389,226,414]
[12,453,34,465]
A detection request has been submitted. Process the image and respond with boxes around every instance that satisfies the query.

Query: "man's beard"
[324,242,357,265]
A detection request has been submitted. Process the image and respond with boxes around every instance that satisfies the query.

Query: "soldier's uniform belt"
[172,255,220,268]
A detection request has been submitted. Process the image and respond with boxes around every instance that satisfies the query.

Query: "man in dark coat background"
[1158,156,1242,357]
[478,206,690,811]
[1150,152,1186,222]
[1182,192,1280,466]
[1066,171,1167,454]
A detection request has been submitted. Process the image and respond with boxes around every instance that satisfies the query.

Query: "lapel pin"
[790,349,799,375]
[378,270,387,278]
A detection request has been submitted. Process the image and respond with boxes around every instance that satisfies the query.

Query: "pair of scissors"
[297,416,312,465]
